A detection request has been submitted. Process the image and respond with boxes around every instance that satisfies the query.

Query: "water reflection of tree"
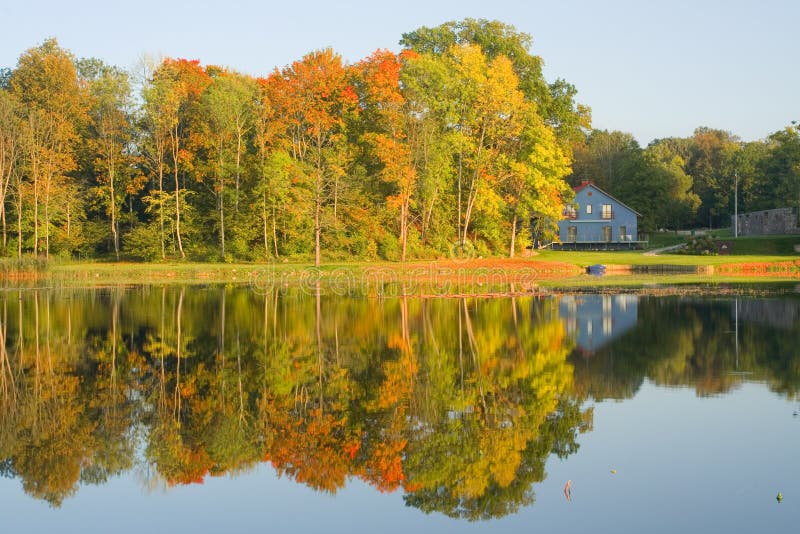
[570,297,800,400]
[399,297,589,520]
[0,290,133,506]
[2,288,796,516]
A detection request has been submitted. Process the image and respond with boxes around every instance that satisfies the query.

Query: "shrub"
[679,235,718,255]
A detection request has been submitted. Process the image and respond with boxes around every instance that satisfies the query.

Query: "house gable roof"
[572,181,642,216]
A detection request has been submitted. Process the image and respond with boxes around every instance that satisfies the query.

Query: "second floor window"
[586,204,592,215]
[601,204,612,219]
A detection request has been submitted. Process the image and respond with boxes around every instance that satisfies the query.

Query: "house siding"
[557,184,639,245]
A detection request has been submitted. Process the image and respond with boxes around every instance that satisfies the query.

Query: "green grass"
[645,232,687,249]
[723,235,799,255]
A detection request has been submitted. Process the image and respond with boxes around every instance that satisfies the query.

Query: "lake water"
[0,285,798,533]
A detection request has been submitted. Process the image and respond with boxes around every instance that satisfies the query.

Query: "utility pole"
[734,170,739,238]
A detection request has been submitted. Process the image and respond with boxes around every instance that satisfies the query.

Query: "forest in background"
[0,19,797,264]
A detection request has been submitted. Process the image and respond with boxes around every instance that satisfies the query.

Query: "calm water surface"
[0,286,798,533]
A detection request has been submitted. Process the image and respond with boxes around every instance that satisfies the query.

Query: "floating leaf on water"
[610,469,617,474]
[776,492,783,503]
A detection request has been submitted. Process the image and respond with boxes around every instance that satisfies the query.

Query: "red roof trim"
[573,182,591,194]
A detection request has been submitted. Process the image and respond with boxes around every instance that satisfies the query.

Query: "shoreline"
[0,257,796,291]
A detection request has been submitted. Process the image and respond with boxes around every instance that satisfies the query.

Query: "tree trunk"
[262,190,268,258]
[33,158,38,257]
[460,125,487,246]
[158,162,165,260]
[272,205,279,258]
[0,140,14,255]
[314,133,322,266]
[1,202,6,253]
[400,198,408,262]
[333,175,338,225]
[457,142,463,245]
[15,179,22,259]
[110,166,118,260]
[44,172,50,260]
[175,166,184,258]
[220,196,225,258]
[217,139,225,258]
[235,131,242,213]
[314,176,321,267]
[509,213,517,258]
[171,127,185,259]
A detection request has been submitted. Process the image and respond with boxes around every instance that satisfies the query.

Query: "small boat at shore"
[586,264,607,276]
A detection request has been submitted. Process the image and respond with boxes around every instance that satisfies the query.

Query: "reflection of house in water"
[559,295,639,355]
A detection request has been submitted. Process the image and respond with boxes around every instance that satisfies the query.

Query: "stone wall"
[734,208,800,236]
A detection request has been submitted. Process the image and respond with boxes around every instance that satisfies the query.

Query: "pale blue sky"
[1,0,797,145]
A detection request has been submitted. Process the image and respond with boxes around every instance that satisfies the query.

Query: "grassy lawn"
[0,233,795,288]
[723,235,799,255]
[645,232,687,249]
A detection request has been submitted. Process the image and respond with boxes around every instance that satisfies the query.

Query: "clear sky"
[1,0,797,145]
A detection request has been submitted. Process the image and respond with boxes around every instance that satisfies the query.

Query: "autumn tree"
[0,90,22,254]
[266,49,358,266]
[401,18,591,145]
[139,61,173,259]
[139,59,209,259]
[503,116,571,256]
[354,50,418,261]
[10,38,86,258]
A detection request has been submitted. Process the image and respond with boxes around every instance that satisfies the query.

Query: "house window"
[603,226,612,242]
[620,225,627,241]
[601,204,612,219]
[586,204,592,215]
[563,205,577,219]
[567,226,577,242]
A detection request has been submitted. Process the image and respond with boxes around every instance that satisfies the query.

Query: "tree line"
[0,20,586,264]
[570,125,800,232]
[0,19,796,264]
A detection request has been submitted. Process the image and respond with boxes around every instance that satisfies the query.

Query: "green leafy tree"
[200,70,256,259]
[79,59,136,259]
[753,124,800,211]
